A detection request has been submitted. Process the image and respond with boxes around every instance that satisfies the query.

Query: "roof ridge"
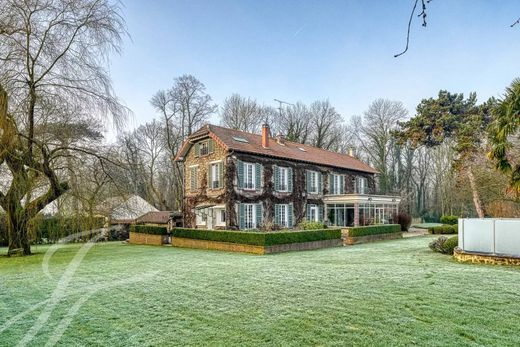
[208,123,358,160]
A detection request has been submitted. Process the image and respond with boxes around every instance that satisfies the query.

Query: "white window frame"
[210,160,222,189]
[244,203,256,229]
[279,167,289,192]
[308,204,319,222]
[357,177,368,194]
[331,173,343,195]
[309,170,319,194]
[243,162,256,190]
[215,208,226,226]
[195,209,207,226]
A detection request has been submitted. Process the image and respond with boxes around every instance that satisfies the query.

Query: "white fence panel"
[495,220,520,256]
[461,219,494,254]
[459,218,520,257]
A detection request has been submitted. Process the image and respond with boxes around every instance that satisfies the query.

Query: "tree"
[0,0,127,255]
[220,94,269,133]
[488,78,520,195]
[394,91,493,217]
[274,102,312,143]
[150,75,217,210]
[352,99,408,193]
[309,100,344,150]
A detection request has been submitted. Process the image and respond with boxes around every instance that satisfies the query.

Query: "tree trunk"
[6,209,31,256]
[467,167,486,218]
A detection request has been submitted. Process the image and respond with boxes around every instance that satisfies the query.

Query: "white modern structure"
[458,218,520,258]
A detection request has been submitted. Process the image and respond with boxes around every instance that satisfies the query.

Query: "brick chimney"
[262,124,270,148]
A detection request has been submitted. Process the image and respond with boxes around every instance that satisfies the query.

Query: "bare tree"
[309,100,344,150]
[220,94,265,133]
[352,99,408,193]
[274,102,312,143]
[0,0,127,255]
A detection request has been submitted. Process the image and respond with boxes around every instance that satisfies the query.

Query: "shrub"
[429,236,458,255]
[347,224,401,237]
[298,221,327,230]
[428,225,456,235]
[171,228,341,246]
[440,215,459,225]
[29,216,105,243]
[130,225,168,235]
[393,212,412,231]
[421,211,440,223]
[442,236,459,255]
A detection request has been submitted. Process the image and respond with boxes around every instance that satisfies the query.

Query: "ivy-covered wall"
[182,136,376,230]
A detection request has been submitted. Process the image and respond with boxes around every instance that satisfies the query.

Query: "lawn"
[1,237,520,346]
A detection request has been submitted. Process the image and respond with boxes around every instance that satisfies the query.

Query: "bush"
[298,221,328,230]
[429,236,458,255]
[171,228,341,246]
[440,215,459,225]
[421,211,440,223]
[130,225,168,235]
[428,224,457,235]
[393,212,412,231]
[29,216,105,243]
[347,224,401,237]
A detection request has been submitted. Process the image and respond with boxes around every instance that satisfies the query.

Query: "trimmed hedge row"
[428,224,458,235]
[171,228,341,246]
[130,225,168,235]
[347,224,401,237]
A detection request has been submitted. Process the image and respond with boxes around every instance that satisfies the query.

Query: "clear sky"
[109,0,520,133]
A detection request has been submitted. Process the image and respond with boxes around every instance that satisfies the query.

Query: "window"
[199,141,209,156]
[232,136,249,143]
[308,170,319,194]
[195,209,207,226]
[356,177,368,194]
[209,161,223,189]
[190,166,199,191]
[220,210,226,223]
[275,204,292,228]
[244,162,256,190]
[244,204,256,229]
[279,167,288,191]
[215,208,226,226]
[330,173,344,195]
[308,204,318,222]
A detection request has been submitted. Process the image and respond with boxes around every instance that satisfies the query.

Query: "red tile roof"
[176,124,378,174]
[136,211,173,225]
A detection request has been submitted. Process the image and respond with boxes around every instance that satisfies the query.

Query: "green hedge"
[171,228,341,246]
[130,225,168,235]
[297,221,328,230]
[29,216,105,243]
[347,224,401,237]
[428,224,457,235]
[440,215,459,225]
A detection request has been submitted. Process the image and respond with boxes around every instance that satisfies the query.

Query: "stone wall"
[129,232,168,246]
[183,137,228,228]
[454,248,520,266]
[172,236,342,254]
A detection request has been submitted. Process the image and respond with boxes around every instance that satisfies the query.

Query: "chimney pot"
[262,124,270,148]
[348,147,356,157]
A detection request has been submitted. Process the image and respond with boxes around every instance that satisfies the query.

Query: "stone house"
[175,124,400,230]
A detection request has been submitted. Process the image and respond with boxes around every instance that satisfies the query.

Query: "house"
[99,195,159,225]
[175,124,400,230]
[135,211,183,229]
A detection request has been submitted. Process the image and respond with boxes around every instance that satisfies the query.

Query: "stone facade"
[183,135,376,230]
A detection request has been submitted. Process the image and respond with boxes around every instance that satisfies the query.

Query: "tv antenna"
[273,99,294,122]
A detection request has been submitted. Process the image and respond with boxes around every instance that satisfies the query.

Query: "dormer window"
[199,141,209,156]
[196,139,214,157]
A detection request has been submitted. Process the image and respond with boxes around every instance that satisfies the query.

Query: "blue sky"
[110,0,520,132]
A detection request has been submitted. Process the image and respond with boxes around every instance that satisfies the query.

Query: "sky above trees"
[109,0,520,137]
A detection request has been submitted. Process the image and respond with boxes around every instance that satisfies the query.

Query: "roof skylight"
[298,147,307,152]
[232,136,249,143]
